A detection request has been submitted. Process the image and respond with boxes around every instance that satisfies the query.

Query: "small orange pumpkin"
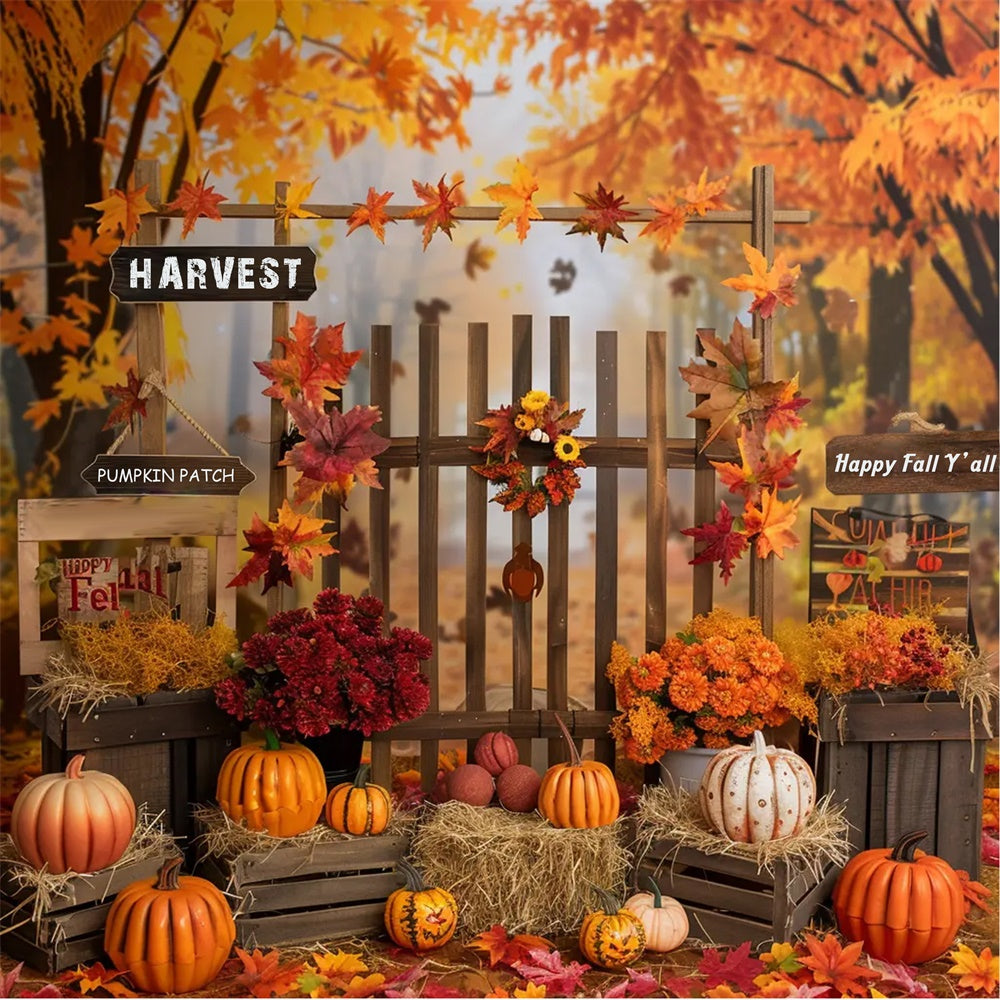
[832,829,964,964]
[842,549,867,569]
[916,551,943,573]
[216,729,326,837]
[537,714,619,828]
[325,764,392,836]
[104,856,235,994]
[384,859,458,951]
[579,887,646,970]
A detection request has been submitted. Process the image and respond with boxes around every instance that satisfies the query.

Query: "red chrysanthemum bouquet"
[606,609,817,763]
[214,588,431,739]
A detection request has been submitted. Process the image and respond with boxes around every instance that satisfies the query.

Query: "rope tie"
[106,370,230,457]
[889,411,946,432]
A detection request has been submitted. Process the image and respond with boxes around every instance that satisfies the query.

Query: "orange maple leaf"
[270,500,337,579]
[464,238,495,279]
[405,174,464,249]
[346,187,395,243]
[797,934,879,997]
[742,489,801,561]
[59,961,137,998]
[710,426,800,504]
[277,178,320,231]
[640,197,687,252]
[86,180,155,241]
[232,946,305,999]
[59,224,119,269]
[59,292,101,324]
[469,925,555,969]
[721,242,801,318]
[678,168,733,216]
[31,315,90,354]
[948,944,999,995]
[484,159,543,243]
[164,172,227,238]
[23,397,61,431]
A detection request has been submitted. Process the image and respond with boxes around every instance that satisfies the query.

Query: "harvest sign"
[110,246,316,302]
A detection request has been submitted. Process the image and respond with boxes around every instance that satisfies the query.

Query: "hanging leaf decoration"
[346,187,395,243]
[85,179,154,241]
[405,173,464,249]
[164,172,227,238]
[484,159,543,242]
[567,182,637,250]
[721,241,802,318]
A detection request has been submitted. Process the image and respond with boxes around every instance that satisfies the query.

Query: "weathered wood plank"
[134,160,165,456]
[645,331,668,651]
[692,330,716,617]
[371,709,618,741]
[885,741,939,854]
[0,927,106,975]
[658,870,776,920]
[817,694,991,742]
[823,741,871,856]
[33,900,114,945]
[235,901,387,948]
[229,870,402,913]
[936,739,985,878]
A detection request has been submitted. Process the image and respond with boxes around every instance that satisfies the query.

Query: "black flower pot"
[300,727,365,791]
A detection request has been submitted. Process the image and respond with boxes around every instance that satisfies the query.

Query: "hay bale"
[410,802,630,936]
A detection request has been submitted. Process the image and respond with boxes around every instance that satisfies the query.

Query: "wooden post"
[134,160,165,455]
[692,330,716,617]
[645,331,668,651]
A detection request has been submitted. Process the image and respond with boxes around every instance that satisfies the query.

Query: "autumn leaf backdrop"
[1,1,997,691]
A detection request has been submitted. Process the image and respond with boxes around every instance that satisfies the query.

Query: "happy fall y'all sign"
[110,246,316,301]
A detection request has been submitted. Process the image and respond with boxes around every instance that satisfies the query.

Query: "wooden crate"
[818,690,991,877]
[637,840,840,948]
[195,829,408,948]
[28,688,239,839]
[0,850,179,975]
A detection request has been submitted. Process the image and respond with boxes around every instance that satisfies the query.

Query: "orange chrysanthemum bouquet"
[607,609,817,764]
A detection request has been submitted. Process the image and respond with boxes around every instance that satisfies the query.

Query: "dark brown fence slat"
[511,316,534,764]
[465,323,489,760]
[382,709,619,741]
[692,329,716,616]
[418,324,440,791]
[593,330,619,767]
[369,325,394,787]
[547,318,571,767]
[322,391,343,591]
[645,331,668,651]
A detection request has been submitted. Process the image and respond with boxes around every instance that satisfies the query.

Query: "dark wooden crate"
[637,840,840,948]
[194,826,408,948]
[817,690,991,877]
[28,688,239,839]
[0,851,177,974]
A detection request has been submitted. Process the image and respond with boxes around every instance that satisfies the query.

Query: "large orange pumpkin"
[832,829,964,964]
[325,764,392,836]
[10,754,135,874]
[105,856,235,994]
[537,714,619,828]
[216,729,326,837]
[384,859,458,951]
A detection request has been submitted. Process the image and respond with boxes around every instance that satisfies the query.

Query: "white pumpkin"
[698,730,815,843]
[623,878,688,952]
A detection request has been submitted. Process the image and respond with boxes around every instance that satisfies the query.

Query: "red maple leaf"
[568,182,638,251]
[698,942,764,994]
[476,405,521,460]
[405,174,464,249]
[513,947,590,995]
[710,425,799,504]
[164,172,227,238]
[468,925,554,969]
[681,500,749,584]
[102,369,147,431]
[346,187,395,243]
[798,933,879,997]
[58,961,134,997]
[763,377,810,434]
[601,968,661,997]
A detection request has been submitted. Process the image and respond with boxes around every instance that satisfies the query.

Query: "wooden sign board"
[826,431,999,494]
[808,507,970,635]
[81,455,255,495]
[110,246,316,302]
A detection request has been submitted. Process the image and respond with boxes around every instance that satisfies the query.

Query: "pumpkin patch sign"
[808,507,971,635]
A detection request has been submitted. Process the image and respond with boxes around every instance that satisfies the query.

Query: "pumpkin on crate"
[698,730,815,843]
[538,714,619,828]
[579,887,646,970]
[832,829,964,964]
[474,731,518,776]
[216,729,326,837]
[10,754,135,875]
[623,877,689,953]
[325,764,392,836]
[384,859,458,951]
[104,856,236,994]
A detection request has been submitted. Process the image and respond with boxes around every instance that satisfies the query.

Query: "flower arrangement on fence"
[607,609,817,763]
[777,602,977,695]
[214,588,432,740]
[471,389,586,517]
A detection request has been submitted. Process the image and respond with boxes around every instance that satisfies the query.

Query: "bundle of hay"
[411,802,630,936]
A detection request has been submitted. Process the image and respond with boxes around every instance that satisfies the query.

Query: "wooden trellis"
[119,162,808,788]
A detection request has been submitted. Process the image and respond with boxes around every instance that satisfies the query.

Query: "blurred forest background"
[1,1,997,722]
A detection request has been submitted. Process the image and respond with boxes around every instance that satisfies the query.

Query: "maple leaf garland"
[485,159,543,242]
[346,187,395,243]
[405,173,464,248]
[568,182,638,250]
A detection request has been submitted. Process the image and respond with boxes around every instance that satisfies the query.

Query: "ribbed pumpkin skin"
[10,755,135,874]
[622,891,688,952]
[474,732,519,776]
[216,738,326,837]
[325,776,392,835]
[579,908,646,970]
[699,731,815,843]
[832,831,964,964]
[384,885,458,951]
[538,761,619,828]
[104,858,236,994]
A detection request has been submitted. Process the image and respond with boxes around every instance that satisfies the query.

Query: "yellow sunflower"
[554,434,580,462]
[520,389,550,413]
[514,413,535,432]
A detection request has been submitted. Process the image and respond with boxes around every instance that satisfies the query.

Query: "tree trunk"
[865,258,912,432]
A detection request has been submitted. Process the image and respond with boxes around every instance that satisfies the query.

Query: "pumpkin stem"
[553,713,581,767]
[397,857,426,892]
[890,829,928,862]
[353,763,370,788]
[65,754,86,780]
[644,875,663,909]
[263,728,282,751]
[155,856,184,891]
[751,730,767,756]
[590,884,621,914]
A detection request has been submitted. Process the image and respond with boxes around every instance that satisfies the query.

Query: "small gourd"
[579,887,646,970]
[916,551,943,573]
[622,877,689,953]
[384,859,458,951]
[325,764,392,836]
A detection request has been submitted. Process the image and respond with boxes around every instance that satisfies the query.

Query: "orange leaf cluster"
[641,168,733,254]
[485,160,543,243]
[722,242,802,319]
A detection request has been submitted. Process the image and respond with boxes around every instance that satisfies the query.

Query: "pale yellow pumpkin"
[623,878,688,953]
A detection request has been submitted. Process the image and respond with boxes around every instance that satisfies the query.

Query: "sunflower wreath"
[471,389,587,517]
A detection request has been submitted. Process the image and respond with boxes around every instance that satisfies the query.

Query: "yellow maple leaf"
[514,983,546,998]
[86,180,155,242]
[23,397,62,431]
[278,178,320,231]
[310,950,368,976]
[343,973,386,997]
[163,303,192,383]
[948,944,999,995]
[484,159,543,242]
[54,356,107,407]
[270,500,337,579]
[721,242,801,319]
[743,489,801,560]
